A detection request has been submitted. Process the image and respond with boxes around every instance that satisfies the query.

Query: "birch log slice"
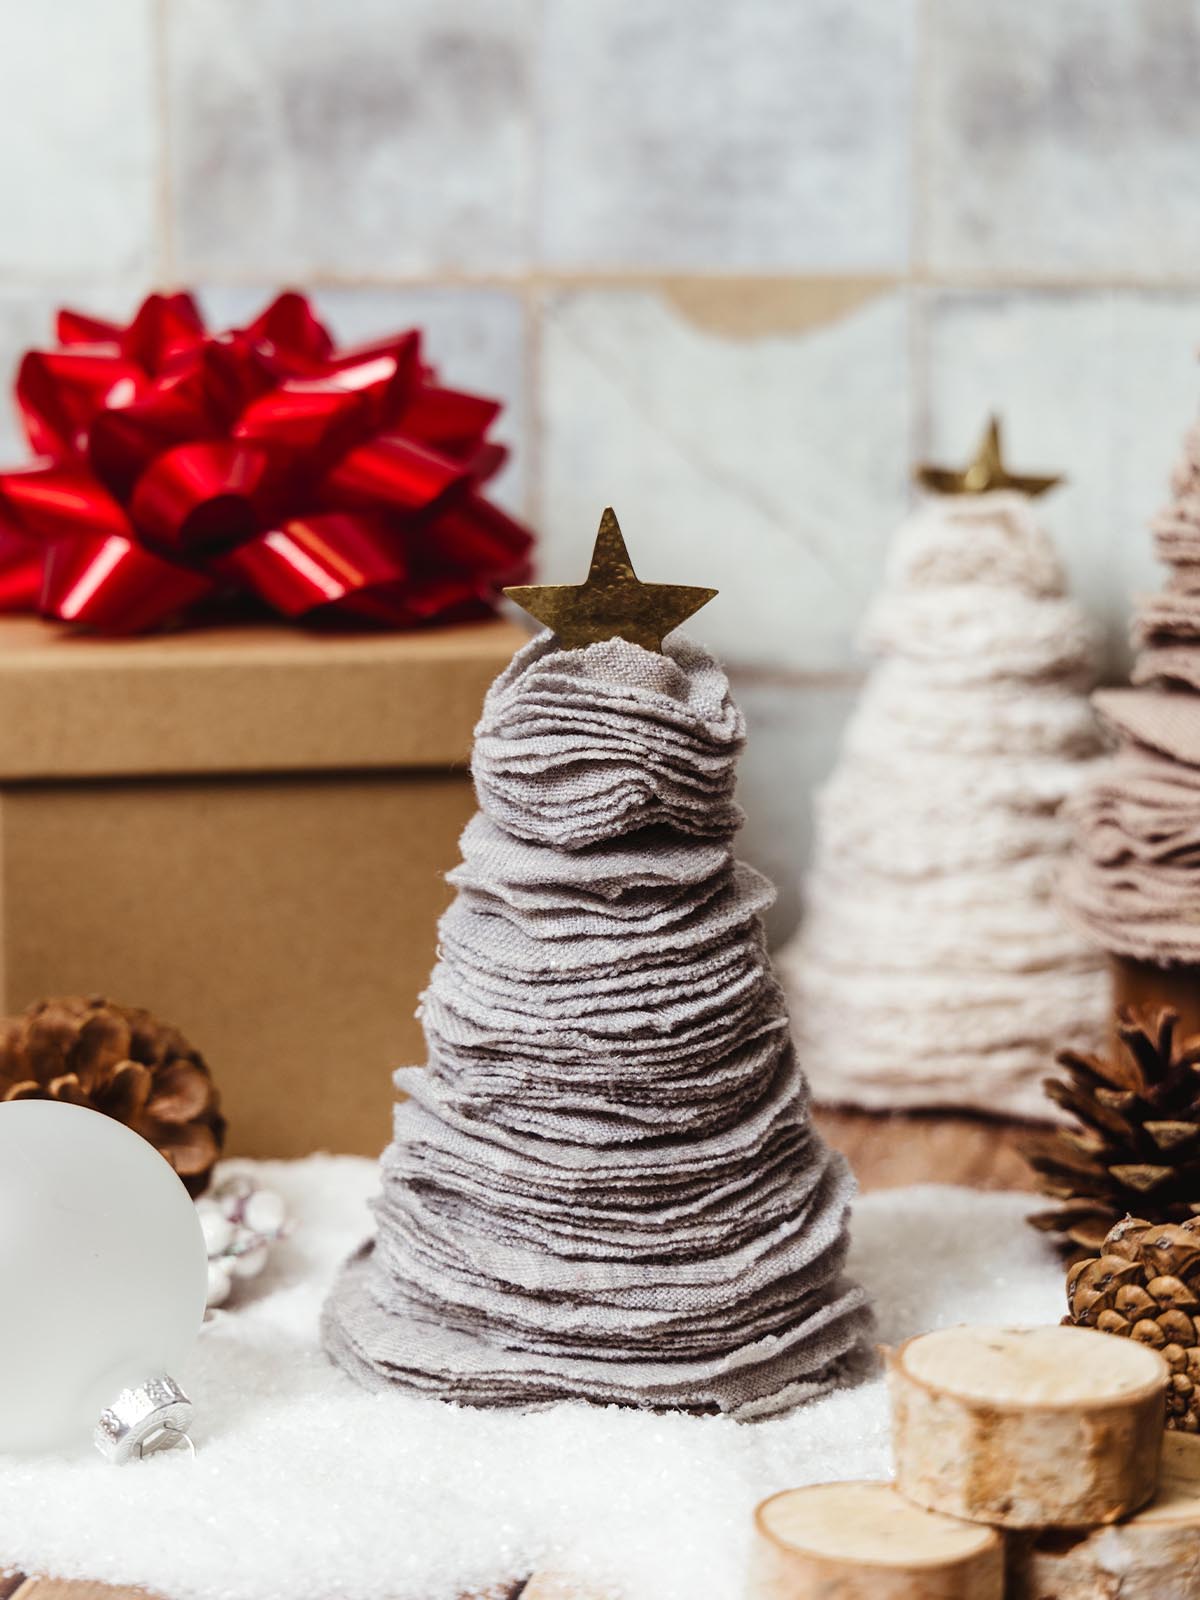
[1009,1432,1200,1600]
[889,1325,1167,1528]
[748,1481,1004,1600]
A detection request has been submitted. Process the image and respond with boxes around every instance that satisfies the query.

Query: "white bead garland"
[197,1173,291,1310]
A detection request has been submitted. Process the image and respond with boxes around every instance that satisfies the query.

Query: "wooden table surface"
[4,1110,1034,1600]
[813,1106,1033,1194]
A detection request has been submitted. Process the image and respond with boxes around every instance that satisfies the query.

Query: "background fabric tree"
[777,429,1108,1119]
[323,513,871,1418]
[1064,411,1200,1009]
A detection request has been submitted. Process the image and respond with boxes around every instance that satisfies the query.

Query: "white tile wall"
[733,676,862,945]
[539,0,915,271]
[538,285,911,672]
[921,0,1200,277]
[919,289,1200,675]
[0,2,159,283]
[0,0,1198,936]
[166,0,536,276]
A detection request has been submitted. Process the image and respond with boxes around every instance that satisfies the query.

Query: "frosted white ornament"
[206,1260,234,1308]
[0,1099,208,1460]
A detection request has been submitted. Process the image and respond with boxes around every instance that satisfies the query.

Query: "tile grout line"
[909,281,929,478]
[12,269,1200,297]
[909,0,928,282]
[907,0,931,479]
[525,279,545,542]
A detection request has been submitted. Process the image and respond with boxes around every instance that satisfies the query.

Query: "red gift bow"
[0,290,534,633]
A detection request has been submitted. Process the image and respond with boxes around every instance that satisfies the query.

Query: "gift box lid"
[0,615,529,780]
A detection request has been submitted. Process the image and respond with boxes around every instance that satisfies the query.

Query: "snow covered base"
[0,1158,1066,1600]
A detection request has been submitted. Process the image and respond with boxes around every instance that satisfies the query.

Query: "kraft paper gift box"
[0,614,526,1158]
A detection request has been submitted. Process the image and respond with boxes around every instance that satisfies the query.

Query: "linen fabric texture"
[777,492,1107,1119]
[1064,418,1200,964]
[323,631,870,1419]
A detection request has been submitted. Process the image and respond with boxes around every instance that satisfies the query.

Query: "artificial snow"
[0,1157,1064,1600]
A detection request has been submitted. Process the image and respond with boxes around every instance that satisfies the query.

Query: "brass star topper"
[505,508,717,652]
[916,415,1063,499]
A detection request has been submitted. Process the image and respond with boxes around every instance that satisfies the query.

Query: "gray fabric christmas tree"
[322,511,871,1419]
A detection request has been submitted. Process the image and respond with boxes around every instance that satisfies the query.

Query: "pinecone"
[1066,1214,1200,1432]
[1025,1006,1200,1255]
[0,995,224,1196]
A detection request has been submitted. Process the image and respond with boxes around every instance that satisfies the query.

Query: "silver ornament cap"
[94,1373,194,1464]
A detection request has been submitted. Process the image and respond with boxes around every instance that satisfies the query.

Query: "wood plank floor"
[4,1111,1032,1600]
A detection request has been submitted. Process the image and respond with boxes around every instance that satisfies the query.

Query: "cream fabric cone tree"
[323,514,871,1418]
[777,489,1108,1118]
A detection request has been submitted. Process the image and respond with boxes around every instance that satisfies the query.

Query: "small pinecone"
[1025,1006,1200,1256]
[1066,1214,1200,1433]
[0,995,224,1196]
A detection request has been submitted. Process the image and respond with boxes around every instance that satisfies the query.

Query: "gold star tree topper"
[505,508,717,652]
[915,415,1063,499]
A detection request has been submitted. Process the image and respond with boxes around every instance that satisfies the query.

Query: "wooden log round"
[888,1324,1168,1528]
[748,1480,1005,1600]
[1008,1432,1200,1600]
